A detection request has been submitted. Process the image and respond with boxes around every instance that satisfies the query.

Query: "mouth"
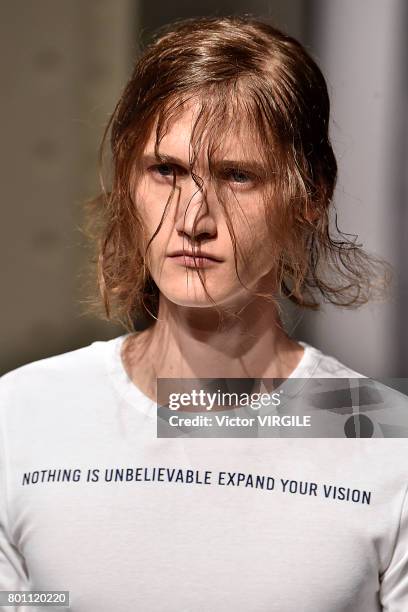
[167,251,223,268]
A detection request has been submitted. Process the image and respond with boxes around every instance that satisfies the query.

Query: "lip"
[168,254,222,268]
[168,250,223,262]
[167,250,224,269]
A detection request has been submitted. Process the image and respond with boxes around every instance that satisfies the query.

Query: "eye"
[150,163,180,178]
[222,168,255,185]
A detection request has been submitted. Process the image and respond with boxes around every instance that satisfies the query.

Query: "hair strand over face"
[79,14,392,332]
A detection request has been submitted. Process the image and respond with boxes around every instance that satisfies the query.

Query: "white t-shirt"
[0,334,407,611]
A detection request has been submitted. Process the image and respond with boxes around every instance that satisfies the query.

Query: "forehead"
[143,97,263,164]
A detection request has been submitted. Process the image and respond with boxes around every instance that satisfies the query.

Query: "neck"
[121,293,304,403]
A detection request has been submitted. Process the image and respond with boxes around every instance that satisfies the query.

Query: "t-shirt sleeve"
[0,376,31,604]
[379,482,408,610]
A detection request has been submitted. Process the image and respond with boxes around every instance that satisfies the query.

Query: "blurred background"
[1,0,407,378]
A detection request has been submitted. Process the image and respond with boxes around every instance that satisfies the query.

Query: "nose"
[175,187,217,242]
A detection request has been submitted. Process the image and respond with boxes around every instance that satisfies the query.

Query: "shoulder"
[0,336,118,402]
[0,335,129,440]
[303,342,367,379]
[303,342,408,432]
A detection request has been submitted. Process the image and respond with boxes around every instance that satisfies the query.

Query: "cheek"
[135,207,172,270]
[135,182,167,239]
[232,203,271,254]
[231,208,275,278]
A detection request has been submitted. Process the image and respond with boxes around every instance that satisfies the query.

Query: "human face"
[133,100,278,310]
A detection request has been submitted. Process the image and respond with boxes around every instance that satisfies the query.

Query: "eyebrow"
[141,152,267,176]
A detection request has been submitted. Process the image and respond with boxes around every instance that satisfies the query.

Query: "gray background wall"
[1,0,406,377]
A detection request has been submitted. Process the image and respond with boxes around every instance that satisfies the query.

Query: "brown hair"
[81,14,391,332]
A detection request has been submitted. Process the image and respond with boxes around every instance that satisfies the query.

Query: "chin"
[158,278,252,310]
[161,286,227,308]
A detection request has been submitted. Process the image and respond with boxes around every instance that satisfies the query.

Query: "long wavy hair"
[81,14,391,332]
